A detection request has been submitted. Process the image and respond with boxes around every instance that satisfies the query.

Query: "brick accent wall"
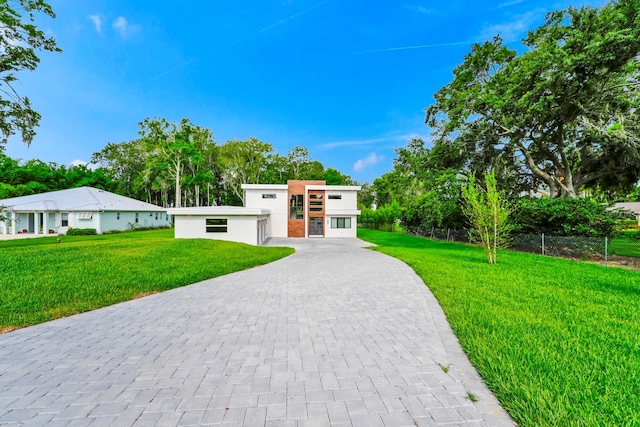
[287,180,325,237]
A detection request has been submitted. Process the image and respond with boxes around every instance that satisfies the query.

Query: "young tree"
[0,0,61,147]
[426,0,640,198]
[462,171,511,264]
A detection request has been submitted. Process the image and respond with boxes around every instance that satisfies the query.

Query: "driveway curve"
[0,238,513,426]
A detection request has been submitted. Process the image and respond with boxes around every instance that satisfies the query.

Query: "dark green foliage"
[65,228,96,236]
[0,153,118,198]
[511,197,625,237]
[359,200,402,231]
[372,138,467,232]
[426,0,640,198]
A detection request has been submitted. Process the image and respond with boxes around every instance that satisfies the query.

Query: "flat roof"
[306,185,361,191]
[241,184,288,190]
[167,206,271,216]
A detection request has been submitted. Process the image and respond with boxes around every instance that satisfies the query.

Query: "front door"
[309,217,323,237]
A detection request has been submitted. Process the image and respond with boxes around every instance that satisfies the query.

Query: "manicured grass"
[358,228,640,427]
[610,231,640,258]
[0,229,293,331]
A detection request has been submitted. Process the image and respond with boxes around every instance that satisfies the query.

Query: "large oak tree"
[0,0,61,147]
[426,0,640,197]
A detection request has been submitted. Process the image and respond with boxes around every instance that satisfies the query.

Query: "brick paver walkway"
[0,238,513,426]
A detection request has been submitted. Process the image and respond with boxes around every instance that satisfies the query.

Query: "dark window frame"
[290,194,304,219]
[206,218,228,233]
[331,217,351,229]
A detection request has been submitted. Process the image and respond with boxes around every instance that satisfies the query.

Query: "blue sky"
[5,0,603,183]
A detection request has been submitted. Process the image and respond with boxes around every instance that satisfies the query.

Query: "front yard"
[358,228,640,427]
[0,229,293,331]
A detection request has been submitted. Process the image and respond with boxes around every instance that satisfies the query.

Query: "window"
[206,218,228,233]
[117,212,121,220]
[77,212,92,220]
[290,195,304,219]
[61,213,69,227]
[331,217,351,229]
[135,213,139,223]
[310,194,323,200]
[155,213,158,220]
[328,194,342,200]
[262,194,276,199]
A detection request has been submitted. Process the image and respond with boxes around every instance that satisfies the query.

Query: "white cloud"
[321,137,387,149]
[112,16,141,38]
[403,4,432,14]
[70,160,98,170]
[498,0,525,8]
[478,10,541,42]
[70,159,88,167]
[88,15,102,33]
[353,153,383,172]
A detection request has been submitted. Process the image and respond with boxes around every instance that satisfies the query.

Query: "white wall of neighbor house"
[173,214,268,245]
[100,211,170,233]
[244,187,288,238]
[1,210,170,235]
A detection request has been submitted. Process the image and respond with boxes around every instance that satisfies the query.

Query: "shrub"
[511,197,626,237]
[65,228,97,236]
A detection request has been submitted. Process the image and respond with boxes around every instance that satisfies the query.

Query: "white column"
[34,212,40,235]
[96,212,102,234]
[11,212,17,234]
[43,212,48,235]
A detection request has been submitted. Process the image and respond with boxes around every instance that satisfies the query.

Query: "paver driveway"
[0,238,513,426]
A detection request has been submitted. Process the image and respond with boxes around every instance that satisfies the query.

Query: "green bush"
[511,197,625,237]
[65,228,97,236]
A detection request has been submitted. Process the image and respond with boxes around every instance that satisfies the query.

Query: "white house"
[612,202,640,227]
[167,180,361,245]
[0,187,170,235]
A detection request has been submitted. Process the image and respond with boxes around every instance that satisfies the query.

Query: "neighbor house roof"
[0,187,166,212]
[612,202,640,215]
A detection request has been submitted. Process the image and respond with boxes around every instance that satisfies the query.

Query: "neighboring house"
[612,202,640,227]
[168,180,361,245]
[0,187,171,235]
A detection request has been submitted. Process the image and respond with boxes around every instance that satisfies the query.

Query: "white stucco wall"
[244,188,288,238]
[324,215,358,238]
[324,191,358,211]
[173,214,268,245]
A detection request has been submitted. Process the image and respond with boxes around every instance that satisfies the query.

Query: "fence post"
[605,237,608,266]
[542,233,545,256]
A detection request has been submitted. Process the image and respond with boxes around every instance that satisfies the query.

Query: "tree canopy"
[0,0,61,147]
[90,117,355,207]
[425,0,640,198]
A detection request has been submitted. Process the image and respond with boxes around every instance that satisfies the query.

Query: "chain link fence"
[388,225,640,269]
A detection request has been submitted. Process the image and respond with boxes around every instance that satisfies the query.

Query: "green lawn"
[610,231,640,258]
[0,229,293,331]
[358,228,640,427]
